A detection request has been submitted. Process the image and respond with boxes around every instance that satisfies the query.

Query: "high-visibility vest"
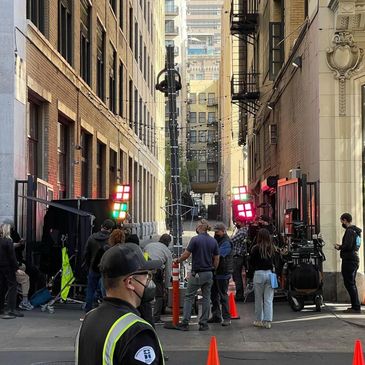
[76,312,164,365]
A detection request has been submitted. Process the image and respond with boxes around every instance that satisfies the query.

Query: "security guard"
[76,244,164,365]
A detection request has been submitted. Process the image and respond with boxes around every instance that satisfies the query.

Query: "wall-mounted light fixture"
[292,56,302,69]
[267,102,275,110]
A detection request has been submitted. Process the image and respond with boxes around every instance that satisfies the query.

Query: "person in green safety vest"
[76,244,164,365]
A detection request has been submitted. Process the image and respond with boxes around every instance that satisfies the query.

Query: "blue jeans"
[182,271,213,325]
[253,270,274,322]
[85,271,101,313]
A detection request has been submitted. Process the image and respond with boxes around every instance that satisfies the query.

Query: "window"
[119,62,124,117]
[134,21,138,61]
[269,22,284,80]
[143,45,147,80]
[147,2,151,32]
[96,141,106,197]
[57,120,69,198]
[109,0,116,14]
[27,101,42,177]
[109,149,117,195]
[129,79,133,129]
[58,0,72,64]
[97,21,105,101]
[189,93,196,104]
[80,130,91,197]
[208,112,216,124]
[198,150,206,162]
[207,130,215,143]
[139,97,143,138]
[199,112,206,124]
[119,0,124,30]
[208,168,216,182]
[189,150,197,161]
[198,130,206,143]
[80,0,91,85]
[134,88,138,134]
[208,93,215,105]
[199,169,206,182]
[190,130,197,143]
[199,93,206,104]
[189,112,196,123]
[139,34,143,70]
[27,0,45,34]
[109,44,117,113]
[143,104,147,144]
[165,20,175,33]
[129,7,133,47]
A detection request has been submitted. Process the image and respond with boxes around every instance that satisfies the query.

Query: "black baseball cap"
[100,244,161,278]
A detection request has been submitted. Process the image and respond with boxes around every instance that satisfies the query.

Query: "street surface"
[0,221,364,364]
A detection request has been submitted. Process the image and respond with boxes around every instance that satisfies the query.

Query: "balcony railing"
[165,5,179,15]
[230,0,259,35]
[231,73,260,101]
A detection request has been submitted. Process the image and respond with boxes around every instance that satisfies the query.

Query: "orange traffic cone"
[229,292,240,319]
[206,336,220,365]
[353,340,365,365]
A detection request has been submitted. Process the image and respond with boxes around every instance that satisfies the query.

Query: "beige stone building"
[224,0,365,301]
[0,0,166,238]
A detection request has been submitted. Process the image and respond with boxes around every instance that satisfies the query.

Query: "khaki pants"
[16,270,30,297]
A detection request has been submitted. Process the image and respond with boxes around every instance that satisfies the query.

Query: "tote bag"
[269,272,279,289]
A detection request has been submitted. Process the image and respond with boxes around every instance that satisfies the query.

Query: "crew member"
[231,217,248,302]
[76,244,164,364]
[335,213,362,314]
[175,219,219,331]
[144,234,173,324]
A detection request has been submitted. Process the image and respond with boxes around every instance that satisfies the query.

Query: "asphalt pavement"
[0,301,364,365]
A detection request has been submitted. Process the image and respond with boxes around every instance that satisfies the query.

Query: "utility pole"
[156,46,183,256]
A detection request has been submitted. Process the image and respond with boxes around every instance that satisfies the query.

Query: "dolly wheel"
[315,295,323,312]
[288,295,304,312]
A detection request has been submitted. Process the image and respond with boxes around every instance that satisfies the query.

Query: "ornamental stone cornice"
[328,0,365,31]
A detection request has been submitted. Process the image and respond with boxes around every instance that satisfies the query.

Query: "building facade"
[228,0,365,301]
[0,0,166,237]
[219,0,248,226]
[187,80,219,196]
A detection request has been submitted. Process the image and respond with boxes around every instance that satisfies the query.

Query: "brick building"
[0,0,166,237]
[223,0,365,302]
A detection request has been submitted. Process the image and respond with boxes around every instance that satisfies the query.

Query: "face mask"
[214,234,219,239]
[133,277,156,303]
[342,223,347,229]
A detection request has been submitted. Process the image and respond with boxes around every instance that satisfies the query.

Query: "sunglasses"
[124,271,153,282]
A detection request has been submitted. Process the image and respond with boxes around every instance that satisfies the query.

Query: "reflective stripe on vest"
[102,312,164,365]
[144,252,150,260]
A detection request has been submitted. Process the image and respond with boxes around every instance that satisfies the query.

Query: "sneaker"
[8,310,24,318]
[19,302,34,311]
[263,321,272,329]
[253,320,264,328]
[342,308,361,314]
[2,313,16,319]
[198,324,209,331]
[176,323,189,331]
[207,317,222,323]
[222,319,231,327]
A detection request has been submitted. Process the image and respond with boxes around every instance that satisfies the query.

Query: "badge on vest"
[134,346,156,364]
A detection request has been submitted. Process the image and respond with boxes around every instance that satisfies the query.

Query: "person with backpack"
[335,213,362,313]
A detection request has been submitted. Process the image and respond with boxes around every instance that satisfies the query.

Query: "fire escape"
[230,0,260,144]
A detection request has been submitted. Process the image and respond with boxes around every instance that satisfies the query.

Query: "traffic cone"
[353,339,365,365]
[228,292,240,319]
[206,336,220,365]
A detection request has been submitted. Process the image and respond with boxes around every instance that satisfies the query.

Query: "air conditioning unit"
[289,168,302,179]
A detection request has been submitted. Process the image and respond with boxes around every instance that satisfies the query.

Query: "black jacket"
[83,230,110,272]
[0,237,18,270]
[215,234,233,275]
[77,297,163,365]
[341,225,361,262]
